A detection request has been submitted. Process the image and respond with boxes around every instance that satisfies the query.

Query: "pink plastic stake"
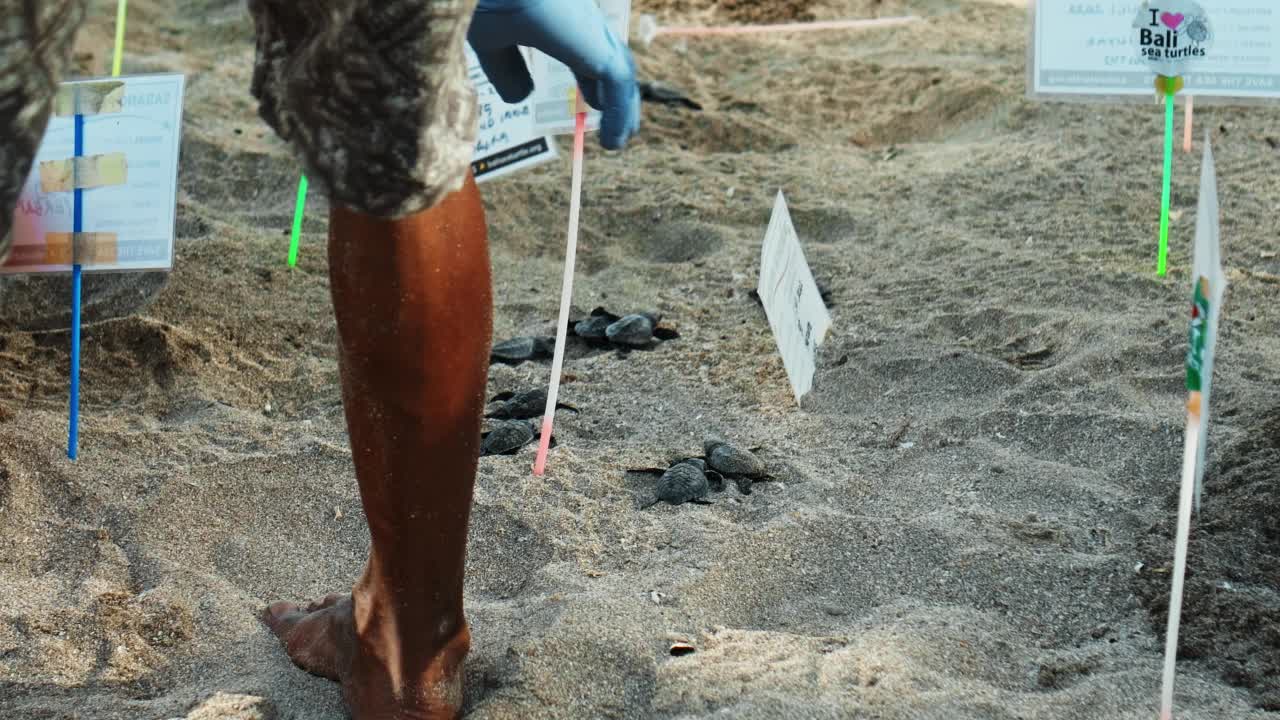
[1183,95,1194,153]
[533,98,587,477]
[647,15,918,42]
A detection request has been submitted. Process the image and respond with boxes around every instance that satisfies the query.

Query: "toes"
[285,625,343,681]
[262,601,304,636]
[306,593,347,613]
[260,597,350,682]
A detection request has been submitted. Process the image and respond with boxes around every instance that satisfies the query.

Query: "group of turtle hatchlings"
[483,309,774,507]
[489,307,679,365]
[634,440,773,509]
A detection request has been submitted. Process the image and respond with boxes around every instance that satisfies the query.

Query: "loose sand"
[1,0,1278,718]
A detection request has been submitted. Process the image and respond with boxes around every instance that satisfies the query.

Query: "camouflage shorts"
[247,0,478,218]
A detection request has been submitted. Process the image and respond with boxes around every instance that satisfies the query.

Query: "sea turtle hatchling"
[605,313,662,347]
[485,389,577,420]
[703,439,772,494]
[640,458,714,509]
[490,336,555,365]
[480,419,553,456]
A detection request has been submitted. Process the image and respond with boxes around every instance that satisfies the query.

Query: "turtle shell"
[605,314,656,347]
[481,420,535,456]
[487,389,546,419]
[704,440,768,478]
[653,460,710,505]
[574,314,614,341]
[491,336,554,365]
[487,389,579,420]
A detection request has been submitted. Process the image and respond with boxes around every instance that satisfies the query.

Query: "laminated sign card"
[1030,1,1280,100]
[2,73,185,274]
[466,44,558,182]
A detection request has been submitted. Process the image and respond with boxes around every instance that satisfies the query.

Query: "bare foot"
[262,593,355,682]
[262,593,469,720]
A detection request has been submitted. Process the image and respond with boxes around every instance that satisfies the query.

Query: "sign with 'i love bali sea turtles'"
[1028,1,1280,100]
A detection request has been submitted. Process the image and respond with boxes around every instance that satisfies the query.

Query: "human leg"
[264,172,491,719]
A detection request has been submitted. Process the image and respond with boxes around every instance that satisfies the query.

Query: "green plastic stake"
[289,175,307,267]
[112,0,127,77]
[1158,76,1176,277]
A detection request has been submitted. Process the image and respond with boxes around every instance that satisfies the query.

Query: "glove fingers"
[573,71,603,109]
[473,45,534,104]
[593,52,640,150]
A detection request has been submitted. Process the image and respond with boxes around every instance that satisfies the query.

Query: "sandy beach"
[1,0,1278,717]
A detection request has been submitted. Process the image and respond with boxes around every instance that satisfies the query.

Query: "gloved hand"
[467,0,640,150]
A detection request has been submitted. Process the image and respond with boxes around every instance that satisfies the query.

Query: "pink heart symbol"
[1161,12,1185,30]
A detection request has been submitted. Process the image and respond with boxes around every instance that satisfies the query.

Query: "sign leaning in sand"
[758,192,832,404]
[2,74,185,274]
[1160,132,1226,720]
[1028,0,1280,100]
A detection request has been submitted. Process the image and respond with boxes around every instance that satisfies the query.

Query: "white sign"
[3,73,184,274]
[529,0,632,135]
[1189,133,1225,510]
[1030,1,1280,100]
[466,45,558,182]
[757,191,832,404]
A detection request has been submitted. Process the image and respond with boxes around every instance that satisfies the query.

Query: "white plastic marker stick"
[533,92,587,477]
[1160,410,1200,720]
[1183,96,1193,153]
[637,14,919,46]
[1159,133,1225,720]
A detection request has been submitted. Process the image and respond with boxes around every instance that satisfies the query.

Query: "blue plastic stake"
[69,112,84,460]
[70,265,81,459]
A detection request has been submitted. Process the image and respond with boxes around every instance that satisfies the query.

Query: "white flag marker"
[1159,132,1226,720]
[757,191,831,404]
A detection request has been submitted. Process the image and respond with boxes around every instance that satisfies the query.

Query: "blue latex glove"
[468,0,640,150]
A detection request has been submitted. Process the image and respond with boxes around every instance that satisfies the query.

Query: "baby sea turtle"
[490,336,555,365]
[703,439,772,495]
[606,313,662,347]
[485,389,577,420]
[640,459,713,509]
[480,419,552,456]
